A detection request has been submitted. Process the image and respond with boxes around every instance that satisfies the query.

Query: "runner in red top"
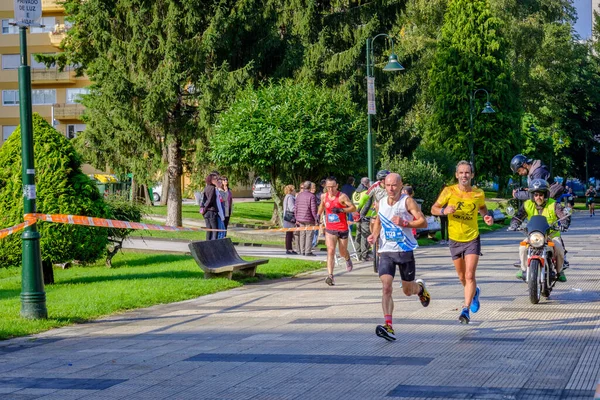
[317,176,357,286]
[325,192,348,231]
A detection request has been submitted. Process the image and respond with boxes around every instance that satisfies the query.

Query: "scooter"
[506,206,571,304]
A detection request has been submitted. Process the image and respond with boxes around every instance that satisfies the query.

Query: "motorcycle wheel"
[542,263,551,298]
[528,259,542,304]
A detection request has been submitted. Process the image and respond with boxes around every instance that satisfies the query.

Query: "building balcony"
[49,25,68,47]
[42,0,65,13]
[31,69,75,84]
[53,103,85,120]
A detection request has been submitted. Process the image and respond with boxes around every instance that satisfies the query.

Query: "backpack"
[549,182,564,200]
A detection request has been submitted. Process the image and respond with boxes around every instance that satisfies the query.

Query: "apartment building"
[0,0,88,146]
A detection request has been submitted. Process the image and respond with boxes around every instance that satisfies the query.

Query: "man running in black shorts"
[368,173,431,341]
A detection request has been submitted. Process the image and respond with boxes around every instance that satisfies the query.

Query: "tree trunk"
[160,146,169,206]
[160,172,169,206]
[269,173,283,226]
[142,184,152,206]
[42,260,54,285]
[130,178,137,204]
[165,138,183,227]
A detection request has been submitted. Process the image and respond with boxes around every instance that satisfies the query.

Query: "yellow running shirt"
[435,185,485,242]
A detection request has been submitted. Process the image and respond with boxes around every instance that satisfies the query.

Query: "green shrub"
[0,114,109,268]
[382,157,445,214]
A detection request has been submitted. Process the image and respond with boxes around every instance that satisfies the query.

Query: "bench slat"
[188,239,269,279]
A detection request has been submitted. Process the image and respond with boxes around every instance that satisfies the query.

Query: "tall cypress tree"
[428,0,521,180]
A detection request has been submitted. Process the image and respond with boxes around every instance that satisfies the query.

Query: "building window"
[66,124,86,139]
[32,89,56,105]
[30,54,55,70]
[2,54,20,70]
[30,18,56,34]
[2,90,19,106]
[2,125,17,141]
[2,20,18,35]
[66,88,89,104]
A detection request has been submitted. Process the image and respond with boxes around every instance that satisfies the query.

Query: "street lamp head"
[383,53,405,71]
[481,102,495,114]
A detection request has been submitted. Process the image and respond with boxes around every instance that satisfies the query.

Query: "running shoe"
[346,258,353,272]
[558,271,567,282]
[516,270,526,281]
[376,324,396,341]
[459,307,470,324]
[415,279,430,307]
[470,286,480,313]
[325,274,335,286]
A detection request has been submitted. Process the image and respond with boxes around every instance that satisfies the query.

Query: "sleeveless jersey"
[324,192,349,232]
[378,194,418,252]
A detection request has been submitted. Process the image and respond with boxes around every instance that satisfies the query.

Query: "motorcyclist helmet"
[376,169,390,181]
[528,179,549,200]
[510,154,531,174]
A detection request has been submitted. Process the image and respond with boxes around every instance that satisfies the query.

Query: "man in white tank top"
[367,173,431,341]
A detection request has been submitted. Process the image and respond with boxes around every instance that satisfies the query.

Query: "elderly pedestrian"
[283,185,298,255]
[295,181,318,256]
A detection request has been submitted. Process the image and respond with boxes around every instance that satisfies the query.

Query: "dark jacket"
[202,184,219,213]
[295,190,318,224]
[514,160,551,201]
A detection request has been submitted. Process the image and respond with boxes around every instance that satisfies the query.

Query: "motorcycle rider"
[509,154,569,267]
[510,154,551,201]
[508,179,570,282]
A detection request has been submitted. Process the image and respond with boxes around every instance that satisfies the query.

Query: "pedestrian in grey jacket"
[295,181,318,256]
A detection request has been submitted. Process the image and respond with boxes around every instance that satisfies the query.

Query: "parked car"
[252,177,271,201]
[152,184,162,202]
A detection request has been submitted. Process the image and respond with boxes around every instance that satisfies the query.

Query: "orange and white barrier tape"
[22,213,334,233]
[0,219,36,240]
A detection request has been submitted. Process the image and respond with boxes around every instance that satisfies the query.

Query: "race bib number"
[384,226,406,243]
[327,213,341,223]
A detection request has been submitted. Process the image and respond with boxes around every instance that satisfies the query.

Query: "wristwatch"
[440,207,445,216]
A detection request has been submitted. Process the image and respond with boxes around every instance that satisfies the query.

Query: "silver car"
[252,177,271,201]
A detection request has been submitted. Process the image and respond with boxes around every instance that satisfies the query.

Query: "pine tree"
[428,0,521,180]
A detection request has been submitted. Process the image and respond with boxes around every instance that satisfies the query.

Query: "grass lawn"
[145,201,275,225]
[0,251,324,340]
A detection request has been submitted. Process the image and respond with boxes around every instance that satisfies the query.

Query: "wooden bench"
[188,238,269,279]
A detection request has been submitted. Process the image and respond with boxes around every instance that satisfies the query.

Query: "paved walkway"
[1,213,600,400]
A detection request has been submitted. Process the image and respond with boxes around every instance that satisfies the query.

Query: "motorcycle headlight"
[528,232,545,248]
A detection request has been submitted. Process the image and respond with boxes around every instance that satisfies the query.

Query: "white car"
[152,184,162,202]
[252,177,271,201]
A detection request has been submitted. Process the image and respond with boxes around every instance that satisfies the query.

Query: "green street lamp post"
[365,33,404,181]
[469,88,495,169]
[18,25,47,319]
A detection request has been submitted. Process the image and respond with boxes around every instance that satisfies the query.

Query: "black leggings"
[204,210,219,240]
[285,231,294,251]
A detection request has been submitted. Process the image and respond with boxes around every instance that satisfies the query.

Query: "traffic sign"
[14,0,42,26]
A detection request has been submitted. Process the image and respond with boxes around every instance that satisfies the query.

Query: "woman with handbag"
[283,185,298,254]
